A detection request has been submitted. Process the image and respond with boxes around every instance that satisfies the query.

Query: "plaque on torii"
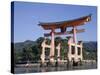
[39,14,91,63]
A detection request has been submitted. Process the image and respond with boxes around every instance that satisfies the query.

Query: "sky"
[13,1,97,43]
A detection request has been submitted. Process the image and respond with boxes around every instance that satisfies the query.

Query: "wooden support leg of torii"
[56,43,61,63]
[73,26,78,63]
[50,29,55,63]
[40,40,46,66]
[41,38,61,66]
[67,27,83,66]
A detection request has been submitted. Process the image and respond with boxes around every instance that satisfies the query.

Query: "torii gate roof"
[39,14,91,30]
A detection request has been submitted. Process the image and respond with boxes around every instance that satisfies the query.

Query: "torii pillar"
[50,29,55,63]
[73,26,77,43]
[73,26,78,62]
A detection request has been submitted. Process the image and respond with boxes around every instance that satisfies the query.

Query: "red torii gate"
[39,14,91,63]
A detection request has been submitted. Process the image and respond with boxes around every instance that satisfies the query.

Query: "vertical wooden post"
[73,26,78,62]
[80,41,83,60]
[57,43,61,62]
[68,37,72,61]
[41,40,46,64]
[50,29,55,63]
[73,26,77,43]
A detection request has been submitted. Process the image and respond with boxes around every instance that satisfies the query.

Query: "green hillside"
[13,37,97,64]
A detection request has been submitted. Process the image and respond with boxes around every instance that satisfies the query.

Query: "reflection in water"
[15,62,97,74]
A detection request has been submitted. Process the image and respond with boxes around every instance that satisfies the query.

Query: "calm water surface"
[15,62,97,74]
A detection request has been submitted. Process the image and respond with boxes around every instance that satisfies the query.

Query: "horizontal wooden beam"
[44,29,85,37]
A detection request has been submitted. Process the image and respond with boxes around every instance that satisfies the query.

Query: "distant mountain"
[14,40,37,52]
[83,41,97,52]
